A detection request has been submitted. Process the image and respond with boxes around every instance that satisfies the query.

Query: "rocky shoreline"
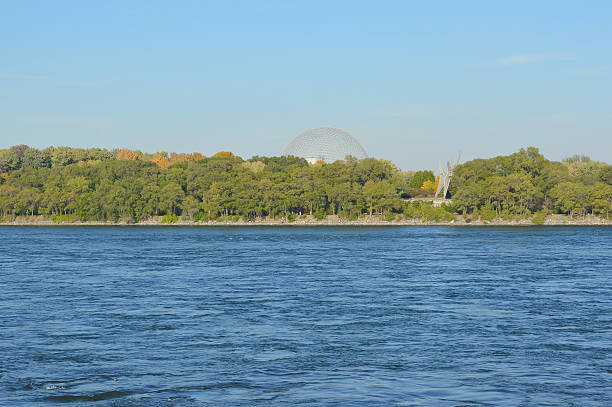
[1,214,610,226]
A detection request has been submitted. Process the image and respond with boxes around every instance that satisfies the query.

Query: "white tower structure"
[435,151,461,199]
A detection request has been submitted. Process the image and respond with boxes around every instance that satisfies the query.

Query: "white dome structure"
[282,127,368,164]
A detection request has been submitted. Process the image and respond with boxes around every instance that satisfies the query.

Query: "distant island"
[0,145,610,225]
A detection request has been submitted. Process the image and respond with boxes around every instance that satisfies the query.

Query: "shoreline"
[1,214,610,227]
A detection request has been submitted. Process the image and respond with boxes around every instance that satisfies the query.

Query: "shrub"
[313,210,326,220]
[385,212,396,222]
[532,209,549,225]
[50,214,77,223]
[420,204,454,222]
[403,202,420,219]
[441,202,457,213]
[161,213,178,224]
[476,206,496,222]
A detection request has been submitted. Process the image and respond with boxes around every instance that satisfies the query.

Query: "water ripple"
[0,226,610,406]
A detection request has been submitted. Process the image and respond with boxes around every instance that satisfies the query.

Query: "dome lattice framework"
[282,127,368,164]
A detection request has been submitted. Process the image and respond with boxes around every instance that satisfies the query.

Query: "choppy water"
[0,226,610,406]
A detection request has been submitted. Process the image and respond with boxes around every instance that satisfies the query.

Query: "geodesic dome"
[282,127,368,164]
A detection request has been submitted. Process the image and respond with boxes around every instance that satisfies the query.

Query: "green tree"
[160,182,184,216]
[409,170,435,189]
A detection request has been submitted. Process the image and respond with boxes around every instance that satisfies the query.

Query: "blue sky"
[1,1,611,170]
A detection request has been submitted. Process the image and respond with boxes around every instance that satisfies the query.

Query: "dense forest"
[452,148,611,219]
[0,145,610,223]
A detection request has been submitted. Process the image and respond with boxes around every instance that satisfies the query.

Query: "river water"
[0,226,610,406]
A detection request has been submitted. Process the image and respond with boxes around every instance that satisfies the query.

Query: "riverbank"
[1,214,610,226]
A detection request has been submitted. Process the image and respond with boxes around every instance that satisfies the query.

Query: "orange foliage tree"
[117,149,138,160]
[149,151,205,168]
[151,153,171,169]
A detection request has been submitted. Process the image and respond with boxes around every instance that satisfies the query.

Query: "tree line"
[0,145,610,222]
[451,147,612,219]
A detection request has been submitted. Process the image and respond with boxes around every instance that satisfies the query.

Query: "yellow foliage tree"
[157,158,171,169]
[213,151,233,158]
[150,152,168,165]
[117,149,138,160]
[421,180,435,191]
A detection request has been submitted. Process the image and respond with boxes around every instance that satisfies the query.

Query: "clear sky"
[1,1,611,170]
